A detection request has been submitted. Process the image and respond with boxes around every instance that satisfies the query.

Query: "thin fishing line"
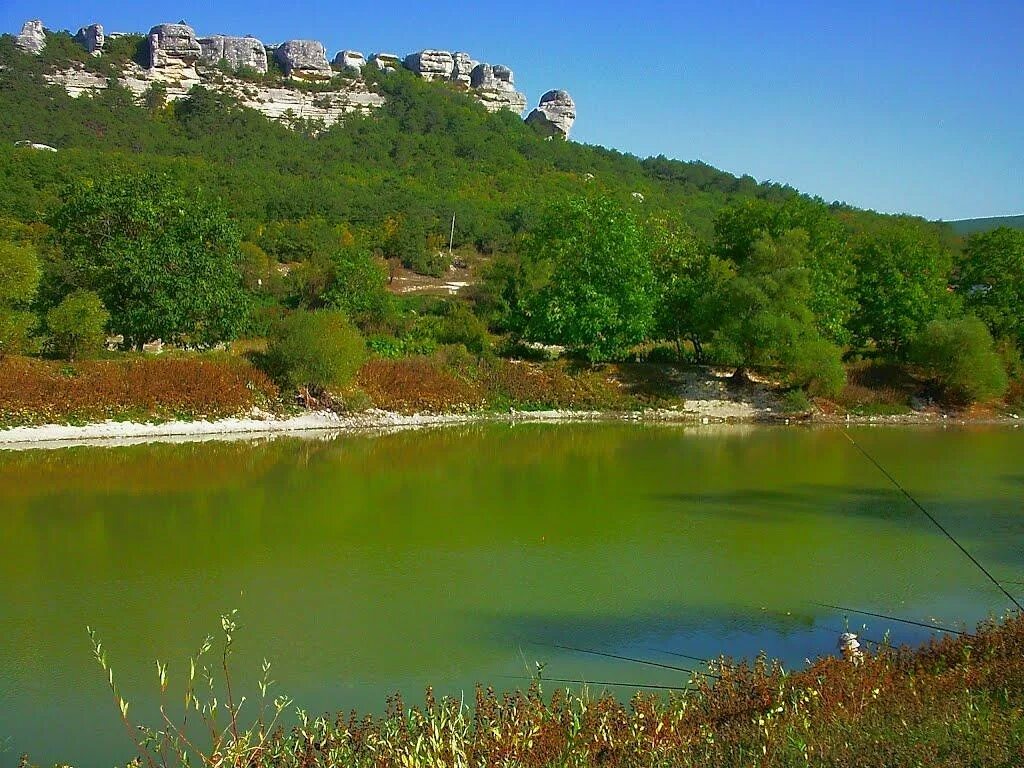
[645,648,712,665]
[813,601,968,636]
[498,675,694,692]
[546,642,720,679]
[840,429,1023,612]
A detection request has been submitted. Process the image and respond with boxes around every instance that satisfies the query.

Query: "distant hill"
[946,215,1024,236]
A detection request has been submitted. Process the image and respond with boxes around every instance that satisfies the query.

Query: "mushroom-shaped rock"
[75,24,104,55]
[198,35,268,73]
[332,50,366,72]
[526,90,576,139]
[148,23,201,68]
[275,40,332,79]
[368,52,401,72]
[15,20,46,55]
[450,52,478,86]
[403,50,454,81]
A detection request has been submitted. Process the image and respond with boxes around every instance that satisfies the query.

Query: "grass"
[22,612,1024,767]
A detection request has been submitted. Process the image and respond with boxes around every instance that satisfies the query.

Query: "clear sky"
[3,1,1022,221]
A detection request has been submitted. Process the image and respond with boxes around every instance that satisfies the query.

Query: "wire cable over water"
[839,429,1023,613]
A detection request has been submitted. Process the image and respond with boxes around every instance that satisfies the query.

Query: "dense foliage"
[0,30,1021,410]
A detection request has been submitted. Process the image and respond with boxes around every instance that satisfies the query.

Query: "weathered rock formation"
[75,24,104,55]
[368,53,401,72]
[332,50,366,72]
[18,17,574,133]
[15,19,46,55]
[148,23,201,69]
[403,50,455,81]
[198,35,268,73]
[470,63,527,113]
[450,52,477,86]
[526,90,576,139]
[274,40,332,79]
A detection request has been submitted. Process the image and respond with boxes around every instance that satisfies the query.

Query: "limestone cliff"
[14,18,575,135]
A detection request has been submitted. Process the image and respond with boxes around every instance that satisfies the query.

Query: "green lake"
[1,423,1022,766]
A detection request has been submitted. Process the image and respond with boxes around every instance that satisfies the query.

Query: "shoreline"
[0,403,1020,450]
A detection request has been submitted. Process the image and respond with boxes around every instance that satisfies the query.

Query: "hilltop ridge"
[12,17,576,136]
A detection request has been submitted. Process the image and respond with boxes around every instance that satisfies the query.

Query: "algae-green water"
[1,423,1022,765]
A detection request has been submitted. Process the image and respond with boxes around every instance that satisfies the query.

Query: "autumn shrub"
[263,310,366,394]
[0,356,277,426]
[357,354,484,412]
[479,358,627,410]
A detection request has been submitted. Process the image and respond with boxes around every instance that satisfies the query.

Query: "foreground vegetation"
[22,612,1024,767]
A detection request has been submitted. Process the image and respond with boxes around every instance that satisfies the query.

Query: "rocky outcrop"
[470,63,527,113]
[369,53,401,72]
[274,40,332,79]
[148,23,201,68]
[526,89,575,138]
[450,52,477,86]
[15,19,46,55]
[403,50,454,81]
[75,24,104,55]
[332,50,366,72]
[198,35,268,73]
[20,17,574,130]
[45,61,384,126]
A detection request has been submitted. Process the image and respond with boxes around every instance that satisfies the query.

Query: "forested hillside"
[947,215,1024,236]
[2,28,1021,424]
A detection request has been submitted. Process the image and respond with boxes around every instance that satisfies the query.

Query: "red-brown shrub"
[0,356,277,425]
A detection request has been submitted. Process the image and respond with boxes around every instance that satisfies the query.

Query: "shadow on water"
[652,484,1024,569]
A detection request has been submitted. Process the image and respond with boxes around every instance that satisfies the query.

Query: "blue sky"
[3,1,1022,221]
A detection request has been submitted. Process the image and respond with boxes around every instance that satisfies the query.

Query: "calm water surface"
[1,423,1022,765]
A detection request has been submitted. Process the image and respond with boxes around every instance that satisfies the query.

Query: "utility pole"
[449,213,456,259]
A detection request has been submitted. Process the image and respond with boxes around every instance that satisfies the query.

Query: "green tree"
[46,289,109,360]
[650,221,733,361]
[264,309,366,395]
[322,248,395,326]
[910,316,1008,404]
[957,227,1024,349]
[528,195,656,361]
[48,174,249,348]
[713,197,856,343]
[0,239,41,357]
[713,230,845,395]
[851,220,954,354]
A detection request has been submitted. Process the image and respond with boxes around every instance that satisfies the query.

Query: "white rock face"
[274,40,332,79]
[526,89,576,138]
[44,62,384,128]
[15,19,46,55]
[450,52,477,86]
[469,63,527,113]
[148,23,201,68]
[198,35,268,74]
[403,49,455,81]
[368,53,401,72]
[332,50,366,72]
[75,24,104,55]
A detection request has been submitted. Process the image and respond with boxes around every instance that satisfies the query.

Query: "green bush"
[264,310,366,393]
[788,337,847,397]
[910,316,1008,404]
[782,388,812,413]
[46,290,110,360]
[433,302,490,354]
[0,240,41,358]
